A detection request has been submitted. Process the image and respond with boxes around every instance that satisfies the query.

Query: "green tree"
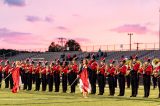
[65,39,81,51]
[48,42,63,52]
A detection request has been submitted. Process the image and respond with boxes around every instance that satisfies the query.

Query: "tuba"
[152,58,160,68]
[152,58,160,77]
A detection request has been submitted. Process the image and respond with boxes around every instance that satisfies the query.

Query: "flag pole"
[70,77,79,87]
[0,73,12,85]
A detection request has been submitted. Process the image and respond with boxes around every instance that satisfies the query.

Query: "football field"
[0,83,160,106]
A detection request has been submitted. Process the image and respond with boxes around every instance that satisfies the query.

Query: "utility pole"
[128,33,133,51]
[134,42,143,51]
[57,37,66,47]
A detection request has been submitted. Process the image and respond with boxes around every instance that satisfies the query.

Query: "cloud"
[4,0,26,7]
[56,26,69,31]
[26,16,41,22]
[0,27,48,45]
[0,27,30,37]
[26,15,54,23]
[150,30,159,35]
[72,14,80,17]
[45,16,54,22]
[110,24,149,34]
[74,37,90,43]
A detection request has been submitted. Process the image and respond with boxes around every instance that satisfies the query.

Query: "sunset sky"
[0,0,160,51]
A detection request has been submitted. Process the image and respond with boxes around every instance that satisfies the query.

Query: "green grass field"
[0,83,160,106]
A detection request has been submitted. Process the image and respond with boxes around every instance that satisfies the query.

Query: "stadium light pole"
[159,8,160,50]
[128,33,133,51]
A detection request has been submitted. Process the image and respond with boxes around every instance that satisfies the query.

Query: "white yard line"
[0,98,49,101]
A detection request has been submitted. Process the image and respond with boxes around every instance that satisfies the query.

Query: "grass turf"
[0,83,160,106]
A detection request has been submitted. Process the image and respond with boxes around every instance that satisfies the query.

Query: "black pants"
[27,73,32,90]
[42,74,47,91]
[4,72,13,89]
[9,75,13,89]
[54,73,60,92]
[126,75,130,88]
[23,73,28,90]
[97,74,105,95]
[152,75,157,89]
[90,71,97,94]
[158,77,160,97]
[21,69,25,84]
[118,74,125,96]
[62,74,67,92]
[130,70,138,97]
[68,72,77,93]
[143,74,151,97]
[48,75,53,92]
[114,75,118,88]
[4,72,9,88]
[137,73,140,88]
[108,75,115,95]
[32,74,35,84]
[0,72,2,88]
[35,73,41,91]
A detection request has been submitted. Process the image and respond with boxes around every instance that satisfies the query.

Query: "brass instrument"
[125,60,132,76]
[97,64,105,74]
[152,58,160,68]
[142,62,148,74]
[153,69,159,77]
[131,60,142,74]
[116,64,123,75]
[152,58,160,77]
[39,68,42,78]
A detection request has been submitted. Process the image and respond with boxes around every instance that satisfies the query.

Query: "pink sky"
[0,0,160,51]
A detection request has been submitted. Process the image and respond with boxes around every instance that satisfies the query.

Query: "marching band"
[0,55,159,98]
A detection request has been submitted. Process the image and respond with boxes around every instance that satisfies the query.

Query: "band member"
[117,59,127,96]
[130,56,140,97]
[47,62,54,92]
[152,76,157,89]
[3,60,12,89]
[53,60,61,92]
[27,61,34,90]
[8,62,15,89]
[23,59,29,90]
[107,60,116,96]
[61,61,69,93]
[152,60,160,98]
[142,58,153,98]
[41,62,47,91]
[32,66,36,84]
[88,55,98,94]
[35,62,41,91]
[68,59,78,93]
[12,61,21,93]
[20,61,25,85]
[78,59,91,98]
[0,61,3,88]
[97,58,106,95]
